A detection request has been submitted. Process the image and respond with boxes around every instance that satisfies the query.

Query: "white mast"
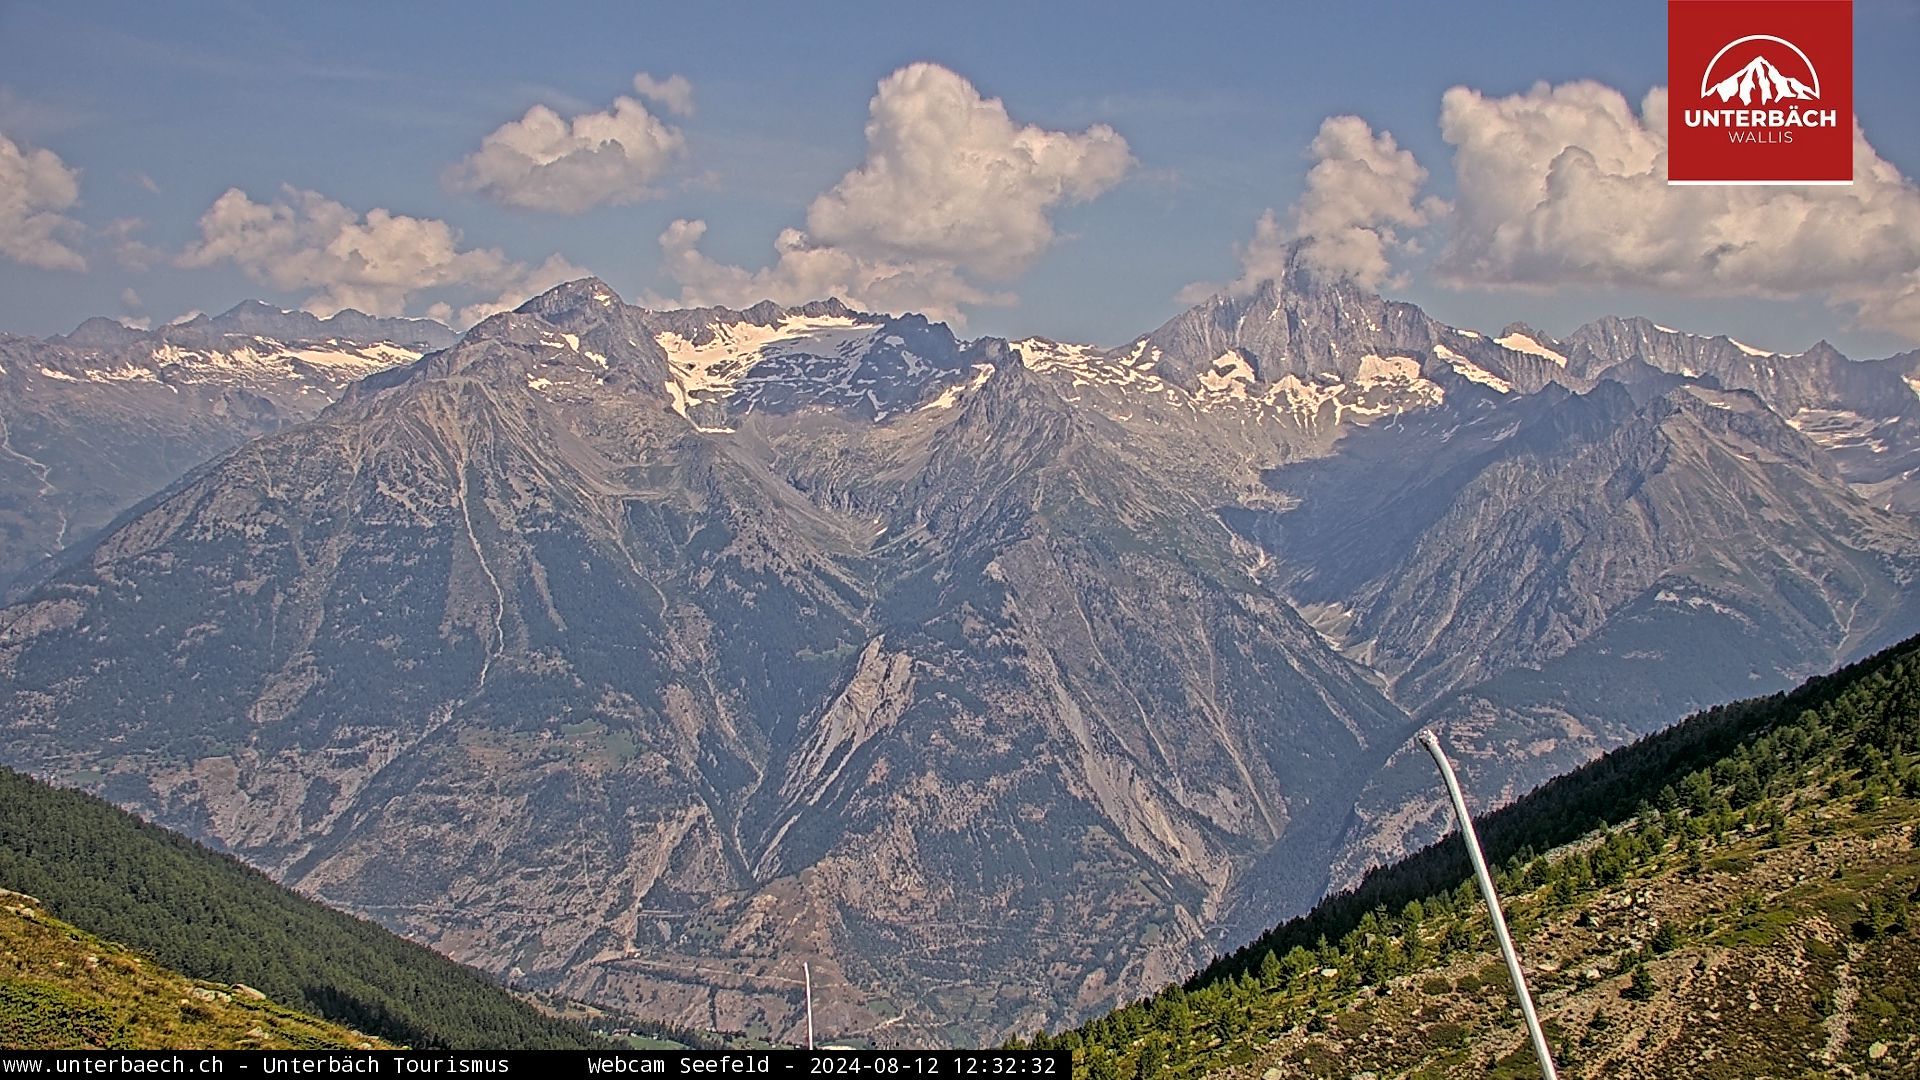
[803,961,815,1050]
[1417,730,1559,1080]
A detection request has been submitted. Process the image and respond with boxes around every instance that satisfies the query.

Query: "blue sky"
[1,0,1916,356]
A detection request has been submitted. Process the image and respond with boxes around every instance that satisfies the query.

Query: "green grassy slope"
[2,887,399,1049]
[1043,634,1920,1078]
[0,767,605,1050]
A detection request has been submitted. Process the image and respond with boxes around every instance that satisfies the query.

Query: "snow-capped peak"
[652,303,971,425]
[1434,343,1512,393]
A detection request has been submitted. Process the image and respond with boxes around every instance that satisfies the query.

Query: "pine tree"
[1622,964,1656,1002]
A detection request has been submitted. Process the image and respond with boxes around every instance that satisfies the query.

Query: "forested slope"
[1044,634,1920,1077]
[0,767,605,1050]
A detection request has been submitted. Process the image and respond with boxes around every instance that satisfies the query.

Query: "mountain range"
[2,259,1917,1044]
[0,302,451,589]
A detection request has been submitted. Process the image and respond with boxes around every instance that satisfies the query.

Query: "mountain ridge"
[0,305,454,589]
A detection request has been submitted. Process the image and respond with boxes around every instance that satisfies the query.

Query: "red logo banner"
[1668,0,1853,184]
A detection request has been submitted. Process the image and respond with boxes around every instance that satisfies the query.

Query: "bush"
[1425,1021,1470,1048]
[1650,921,1680,954]
[1621,965,1656,1002]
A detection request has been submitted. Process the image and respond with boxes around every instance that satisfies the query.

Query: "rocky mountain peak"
[57,316,151,350]
[1800,340,1847,366]
[512,276,624,322]
[1144,261,1441,386]
[1496,321,1558,346]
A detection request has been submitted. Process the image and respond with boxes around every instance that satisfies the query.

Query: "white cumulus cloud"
[0,130,86,271]
[178,184,585,325]
[1235,116,1440,293]
[1437,80,1920,342]
[658,218,1003,324]
[658,63,1131,321]
[445,76,689,213]
[630,72,694,117]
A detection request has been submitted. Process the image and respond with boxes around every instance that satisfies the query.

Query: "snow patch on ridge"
[1198,350,1256,397]
[1015,339,1448,430]
[656,312,894,423]
[658,313,870,402]
[1789,407,1892,455]
[1434,344,1511,393]
[1015,338,1171,396]
[921,363,996,411]
[43,339,421,387]
[1495,332,1568,367]
[1261,355,1443,427]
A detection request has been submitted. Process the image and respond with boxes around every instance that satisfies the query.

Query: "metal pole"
[803,962,815,1050]
[1417,730,1559,1080]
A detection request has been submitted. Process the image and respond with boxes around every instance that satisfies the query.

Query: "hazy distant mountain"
[0,303,451,589]
[2,267,1916,1044]
[1555,317,1920,514]
[160,301,456,350]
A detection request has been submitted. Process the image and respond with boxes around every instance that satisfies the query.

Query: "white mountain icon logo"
[1700,35,1821,105]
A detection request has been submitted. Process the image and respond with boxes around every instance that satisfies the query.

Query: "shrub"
[1621,965,1656,1002]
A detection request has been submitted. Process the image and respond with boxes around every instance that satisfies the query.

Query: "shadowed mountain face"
[0,303,452,591]
[1555,316,1920,514]
[2,269,1917,1044]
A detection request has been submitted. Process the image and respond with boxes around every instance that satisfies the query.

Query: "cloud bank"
[446,73,690,214]
[1224,115,1440,295]
[658,63,1132,322]
[1203,80,1920,343]
[178,185,584,324]
[1436,80,1920,342]
[0,131,86,271]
